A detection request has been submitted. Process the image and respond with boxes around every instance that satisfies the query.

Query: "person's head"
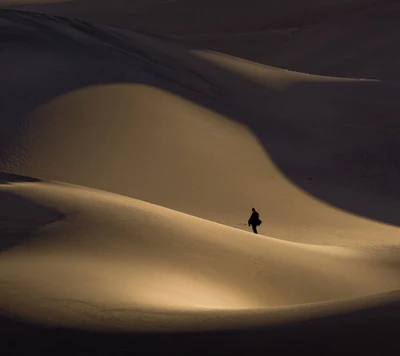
[252,207,256,212]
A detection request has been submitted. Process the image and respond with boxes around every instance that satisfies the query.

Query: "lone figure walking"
[248,207,262,234]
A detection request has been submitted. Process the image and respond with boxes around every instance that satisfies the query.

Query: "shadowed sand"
[1,1,399,79]
[0,3,399,355]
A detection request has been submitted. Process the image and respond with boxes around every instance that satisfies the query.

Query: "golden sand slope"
[1,178,399,332]
[1,10,400,245]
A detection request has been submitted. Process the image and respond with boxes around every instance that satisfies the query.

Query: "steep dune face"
[1,10,400,245]
[1,179,399,331]
[1,1,399,79]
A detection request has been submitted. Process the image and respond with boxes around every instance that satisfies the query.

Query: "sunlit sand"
[0,2,399,355]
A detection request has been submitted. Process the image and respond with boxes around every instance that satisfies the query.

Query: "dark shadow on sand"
[3,0,387,36]
[0,172,40,184]
[0,176,64,252]
[2,296,400,355]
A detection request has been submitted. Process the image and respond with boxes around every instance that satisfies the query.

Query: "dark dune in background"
[1,0,399,79]
[2,0,386,33]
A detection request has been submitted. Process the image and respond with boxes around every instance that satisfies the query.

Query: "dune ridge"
[0,3,399,355]
[1,178,399,328]
[1,1,399,79]
[1,9,400,245]
[0,176,399,354]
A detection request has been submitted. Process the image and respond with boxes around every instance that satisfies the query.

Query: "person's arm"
[248,214,254,226]
[248,212,255,226]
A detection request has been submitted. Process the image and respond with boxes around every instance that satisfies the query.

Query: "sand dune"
[1,0,386,34]
[1,1,399,79]
[1,178,400,335]
[1,10,400,245]
[1,176,400,354]
[0,3,399,356]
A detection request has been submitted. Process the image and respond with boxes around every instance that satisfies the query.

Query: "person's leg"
[252,225,258,234]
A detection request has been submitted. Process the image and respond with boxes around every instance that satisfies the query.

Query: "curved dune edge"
[2,289,400,333]
[0,4,399,354]
[1,1,398,80]
[0,177,399,331]
[1,10,400,247]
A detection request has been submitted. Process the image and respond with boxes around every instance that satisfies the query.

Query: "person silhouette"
[248,207,262,234]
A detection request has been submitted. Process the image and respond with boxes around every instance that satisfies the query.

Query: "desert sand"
[0,1,400,355]
[2,0,400,79]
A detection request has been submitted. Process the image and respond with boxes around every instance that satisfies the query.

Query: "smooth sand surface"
[2,10,400,245]
[0,3,399,355]
[1,177,400,354]
[1,1,399,79]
